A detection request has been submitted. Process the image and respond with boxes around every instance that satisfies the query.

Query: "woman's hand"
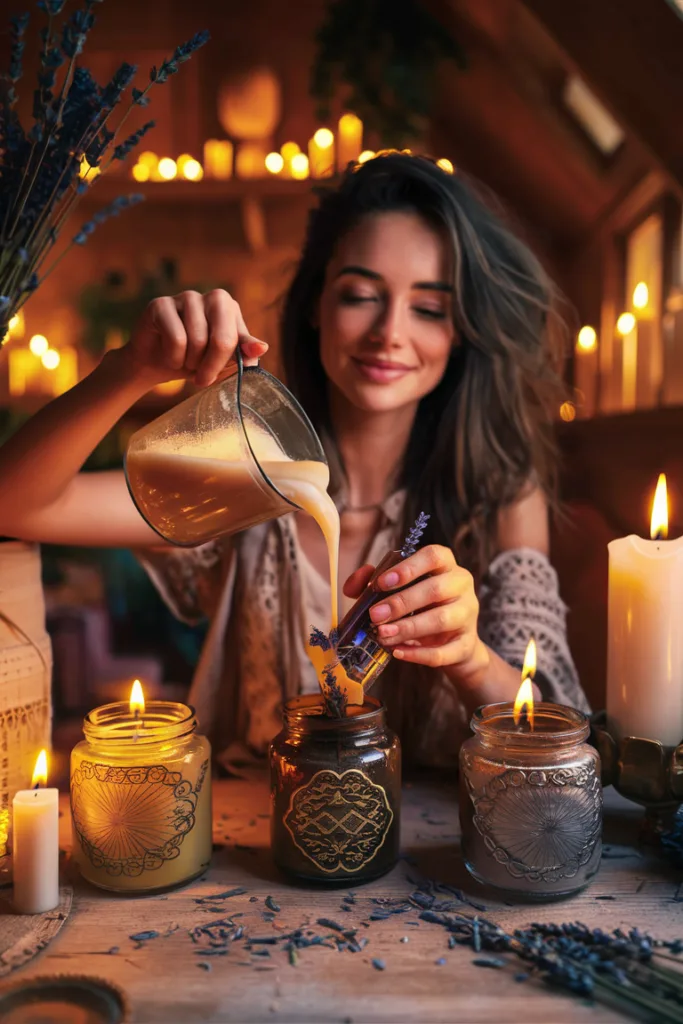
[344,545,489,681]
[114,289,268,388]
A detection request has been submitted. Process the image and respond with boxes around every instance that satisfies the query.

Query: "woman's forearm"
[0,349,150,525]
[444,639,541,717]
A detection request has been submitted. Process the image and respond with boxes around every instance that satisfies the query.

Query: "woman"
[0,152,587,767]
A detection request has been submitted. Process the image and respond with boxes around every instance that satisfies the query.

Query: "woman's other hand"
[116,289,268,388]
[344,546,489,683]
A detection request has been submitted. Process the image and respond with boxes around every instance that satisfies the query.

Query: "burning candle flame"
[129,679,145,717]
[650,473,668,540]
[513,637,537,729]
[31,749,48,788]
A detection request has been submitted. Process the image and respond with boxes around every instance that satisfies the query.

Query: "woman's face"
[318,210,456,417]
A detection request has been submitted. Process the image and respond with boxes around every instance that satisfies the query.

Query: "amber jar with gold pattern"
[269,695,400,884]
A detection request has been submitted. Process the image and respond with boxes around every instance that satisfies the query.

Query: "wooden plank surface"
[5,777,683,1023]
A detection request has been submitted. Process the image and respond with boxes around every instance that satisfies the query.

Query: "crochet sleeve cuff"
[478,547,590,714]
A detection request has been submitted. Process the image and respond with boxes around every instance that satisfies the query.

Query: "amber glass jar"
[70,701,212,893]
[459,703,602,900]
[269,695,400,884]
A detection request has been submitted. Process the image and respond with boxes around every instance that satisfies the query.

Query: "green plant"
[310,0,465,146]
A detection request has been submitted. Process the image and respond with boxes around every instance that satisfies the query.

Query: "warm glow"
[559,400,576,422]
[41,348,60,370]
[203,140,233,180]
[79,157,100,180]
[265,152,284,174]
[153,379,185,396]
[358,150,375,163]
[633,281,649,310]
[132,162,150,182]
[313,127,334,149]
[138,151,159,168]
[650,473,668,540]
[280,141,300,161]
[158,157,177,180]
[9,311,24,339]
[513,637,536,729]
[290,153,309,180]
[437,157,454,173]
[129,679,145,716]
[31,749,48,788]
[617,312,636,335]
[29,334,49,357]
[182,159,203,181]
[577,325,597,352]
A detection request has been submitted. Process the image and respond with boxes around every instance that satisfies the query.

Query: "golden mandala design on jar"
[70,760,209,877]
[284,768,393,874]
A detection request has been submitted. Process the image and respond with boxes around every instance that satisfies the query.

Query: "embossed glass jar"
[70,701,212,893]
[459,703,602,900]
[269,695,400,884]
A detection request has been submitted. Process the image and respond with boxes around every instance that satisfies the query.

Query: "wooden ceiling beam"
[519,0,683,191]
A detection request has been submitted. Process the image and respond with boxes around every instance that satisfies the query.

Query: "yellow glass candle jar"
[459,703,602,900]
[70,697,212,893]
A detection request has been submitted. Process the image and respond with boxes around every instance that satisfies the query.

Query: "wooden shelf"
[78,177,318,204]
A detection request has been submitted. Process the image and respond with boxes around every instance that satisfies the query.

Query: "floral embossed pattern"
[470,765,602,884]
[71,760,208,877]
[284,769,393,874]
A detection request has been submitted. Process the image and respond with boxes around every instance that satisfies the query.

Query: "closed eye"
[340,294,378,306]
[414,307,447,320]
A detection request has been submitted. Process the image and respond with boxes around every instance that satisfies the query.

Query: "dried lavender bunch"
[661,808,683,868]
[401,511,430,557]
[308,626,332,652]
[322,664,347,718]
[0,2,209,341]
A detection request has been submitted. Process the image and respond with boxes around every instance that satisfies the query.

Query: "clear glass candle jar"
[70,701,212,893]
[459,703,602,900]
[269,695,400,884]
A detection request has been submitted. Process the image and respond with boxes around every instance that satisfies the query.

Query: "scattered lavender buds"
[309,627,331,652]
[401,511,431,558]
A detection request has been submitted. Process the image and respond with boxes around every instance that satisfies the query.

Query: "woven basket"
[0,542,52,858]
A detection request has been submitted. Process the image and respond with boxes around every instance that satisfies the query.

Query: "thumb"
[236,309,268,365]
[343,563,376,599]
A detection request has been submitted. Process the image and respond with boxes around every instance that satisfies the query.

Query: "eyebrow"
[335,265,453,293]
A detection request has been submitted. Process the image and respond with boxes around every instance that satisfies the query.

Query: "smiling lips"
[352,356,416,383]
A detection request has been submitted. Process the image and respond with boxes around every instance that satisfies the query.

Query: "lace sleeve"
[478,547,590,713]
[136,540,227,625]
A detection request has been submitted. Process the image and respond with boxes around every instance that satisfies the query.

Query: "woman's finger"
[375,544,455,591]
[369,572,458,624]
[392,632,478,668]
[175,291,208,373]
[235,305,268,367]
[376,601,471,644]
[343,563,375,599]
[149,296,188,371]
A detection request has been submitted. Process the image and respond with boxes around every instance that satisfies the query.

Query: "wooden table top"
[6,776,683,1023]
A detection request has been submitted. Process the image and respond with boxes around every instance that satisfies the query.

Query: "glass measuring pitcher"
[124,351,327,545]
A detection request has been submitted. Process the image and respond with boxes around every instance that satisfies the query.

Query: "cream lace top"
[138,486,589,770]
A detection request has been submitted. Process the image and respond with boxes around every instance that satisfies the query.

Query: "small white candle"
[607,474,683,746]
[12,749,59,914]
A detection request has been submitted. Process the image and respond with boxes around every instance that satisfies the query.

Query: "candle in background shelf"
[337,113,362,170]
[607,474,683,746]
[203,139,233,180]
[459,639,602,900]
[70,680,212,894]
[308,128,335,178]
[12,750,59,914]
[235,141,268,179]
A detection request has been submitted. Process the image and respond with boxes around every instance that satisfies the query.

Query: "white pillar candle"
[12,750,59,914]
[607,474,683,746]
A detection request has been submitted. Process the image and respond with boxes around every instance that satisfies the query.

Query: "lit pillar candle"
[308,128,335,178]
[12,750,59,914]
[607,474,683,745]
[203,139,233,180]
[337,113,362,170]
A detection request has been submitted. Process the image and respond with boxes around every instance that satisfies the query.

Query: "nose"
[368,296,407,347]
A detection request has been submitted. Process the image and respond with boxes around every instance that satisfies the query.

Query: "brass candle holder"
[590,711,683,828]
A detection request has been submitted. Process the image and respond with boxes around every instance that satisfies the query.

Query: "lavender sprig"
[401,511,430,557]
[323,664,347,718]
[308,626,331,653]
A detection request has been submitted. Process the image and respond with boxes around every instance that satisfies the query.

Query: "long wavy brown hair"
[281,151,566,586]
